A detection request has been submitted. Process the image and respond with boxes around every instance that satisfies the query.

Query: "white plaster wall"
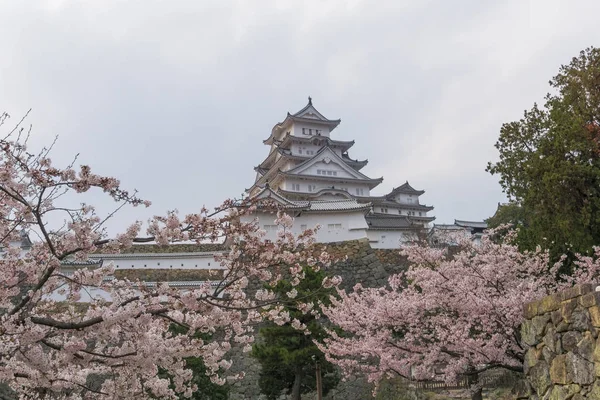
[395,194,420,204]
[92,254,221,270]
[290,122,331,138]
[367,230,413,249]
[281,177,370,196]
[290,143,321,156]
[242,211,369,243]
[373,206,399,215]
[300,161,354,178]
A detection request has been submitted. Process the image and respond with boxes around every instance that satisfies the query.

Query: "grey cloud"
[1,0,599,234]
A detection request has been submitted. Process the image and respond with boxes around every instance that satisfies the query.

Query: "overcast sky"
[1,0,599,233]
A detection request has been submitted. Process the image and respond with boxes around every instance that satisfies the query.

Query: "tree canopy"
[252,266,340,400]
[0,113,329,399]
[319,232,600,400]
[487,47,600,261]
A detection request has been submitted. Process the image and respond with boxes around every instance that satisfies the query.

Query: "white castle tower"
[244,98,434,248]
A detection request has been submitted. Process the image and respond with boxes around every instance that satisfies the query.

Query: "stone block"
[589,380,600,398]
[543,326,558,353]
[540,293,562,313]
[525,300,541,320]
[561,299,578,323]
[579,292,600,308]
[550,354,569,385]
[542,346,556,364]
[522,319,540,347]
[589,306,600,327]
[557,321,570,333]
[561,284,594,301]
[547,384,580,400]
[571,309,592,332]
[566,352,595,385]
[536,314,552,335]
[551,309,564,325]
[530,360,552,396]
[593,335,600,362]
[575,332,595,362]
[525,347,542,373]
[562,331,583,352]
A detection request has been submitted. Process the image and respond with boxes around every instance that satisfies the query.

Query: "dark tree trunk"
[471,387,483,400]
[291,371,302,400]
[468,372,483,400]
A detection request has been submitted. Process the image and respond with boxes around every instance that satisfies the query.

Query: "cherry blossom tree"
[0,112,329,399]
[319,231,600,400]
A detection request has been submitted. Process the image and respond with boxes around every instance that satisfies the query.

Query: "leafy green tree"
[180,356,229,400]
[251,267,340,400]
[487,47,600,264]
[159,325,229,400]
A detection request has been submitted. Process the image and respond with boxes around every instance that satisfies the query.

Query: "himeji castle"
[243,98,435,248]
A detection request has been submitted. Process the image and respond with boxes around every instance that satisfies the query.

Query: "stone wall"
[520,284,600,399]
[228,239,409,400]
[312,238,409,291]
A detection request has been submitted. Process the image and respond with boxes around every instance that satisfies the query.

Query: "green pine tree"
[252,267,340,400]
[158,325,230,400]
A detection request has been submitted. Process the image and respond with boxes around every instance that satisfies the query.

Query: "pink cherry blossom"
[319,230,598,394]
[0,115,329,399]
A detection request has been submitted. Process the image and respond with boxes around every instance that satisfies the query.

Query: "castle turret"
[245,99,435,248]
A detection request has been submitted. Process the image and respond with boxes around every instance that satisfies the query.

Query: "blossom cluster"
[319,230,598,388]
[0,120,327,399]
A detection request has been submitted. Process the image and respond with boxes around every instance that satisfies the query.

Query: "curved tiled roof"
[277,188,354,200]
[265,98,341,143]
[62,258,103,266]
[370,199,434,211]
[386,182,425,197]
[307,199,371,212]
[454,220,488,229]
[366,215,414,230]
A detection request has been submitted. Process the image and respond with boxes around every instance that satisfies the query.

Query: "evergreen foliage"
[252,267,339,400]
[487,47,600,264]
